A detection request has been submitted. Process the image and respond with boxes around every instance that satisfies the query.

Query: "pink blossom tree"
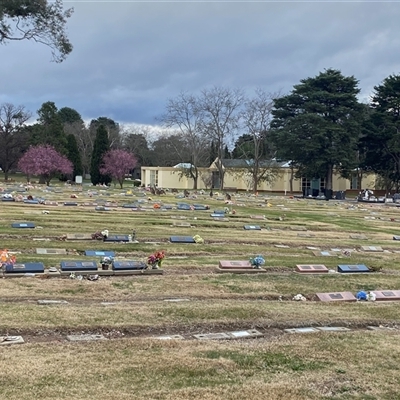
[100,149,137,188]
[18,145,73,186]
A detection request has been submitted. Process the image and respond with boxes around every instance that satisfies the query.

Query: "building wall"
[141,165,377,193]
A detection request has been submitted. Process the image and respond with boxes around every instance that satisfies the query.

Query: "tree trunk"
[289,166,294,194]
[3,171,8,181]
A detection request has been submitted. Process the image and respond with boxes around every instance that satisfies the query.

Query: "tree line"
[2,69,400,192]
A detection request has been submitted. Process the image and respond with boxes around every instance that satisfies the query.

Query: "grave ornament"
[147,250,165,269]
[249,255,265,269]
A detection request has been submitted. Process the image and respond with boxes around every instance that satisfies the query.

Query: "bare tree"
[64,121,92,176]
[239,89,280,192]
[160,92,210,189]
[0,103,31,180]
[198,87,244,190]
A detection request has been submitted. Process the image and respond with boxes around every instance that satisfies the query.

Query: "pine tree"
[90,125,111,185]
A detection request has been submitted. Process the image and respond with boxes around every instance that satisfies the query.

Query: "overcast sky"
[2,0,400,128]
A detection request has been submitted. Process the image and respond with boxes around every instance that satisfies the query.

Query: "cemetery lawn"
[1,182,400,399]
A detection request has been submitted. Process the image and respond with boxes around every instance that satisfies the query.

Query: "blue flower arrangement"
[250,255,265,269]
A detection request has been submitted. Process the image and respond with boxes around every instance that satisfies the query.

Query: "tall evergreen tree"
[271,69,363,194]
[66,134,83,179]
[90,125,111,185]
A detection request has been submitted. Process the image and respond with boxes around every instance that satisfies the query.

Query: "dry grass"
[1,183,400,399]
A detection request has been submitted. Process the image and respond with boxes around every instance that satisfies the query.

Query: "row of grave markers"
[3,324,397,346]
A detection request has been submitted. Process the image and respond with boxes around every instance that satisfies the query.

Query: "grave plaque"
[219,260,252,269]
[66,334,107,342]
[177,203,191,210]
[0,336,24,345]
[193,205,208,211]
[284,327,319,334]
[153,335,185,340]
[228,329,263,338]
[243,225,261,230]
[193,332,231,340]
[4,262,45,274]
[373,290,400,301]
[63,202,78,206]
[66,233,93,240]
[250,215,265,220]
[36,248,67,255]
[361,246,383,252]
[11,222,35,228]
[60,260,98,271]
[337,264,370,273]
[24,199,39,204]
[316,327,350,332]
[290,226,307,231]
[313,251,336,257]
[210,213,225,218]
[169,236,196,243]
[112,261,146,270]
[295,264,328,273]
[316,292,357,302]
[173,222,192,228]
[37,300,69,305]
[84,250,115,257]
[104,235,130,242]
[393,236,400,241]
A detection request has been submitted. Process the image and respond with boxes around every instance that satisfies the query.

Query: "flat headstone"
[0,336,24,345]
[153,335,185,340]
[4,262,44,274]
[250,215,265,220]
[11,222,35,228]
[66,233,93,240]
[122,204,140,209]
[60,260,98,271]
[361,246,383,252]
[373,290,400,301]
[170,236,195,243]
[243,225,261,230]
[393,236,400,241]
[290,226,307,231]
[63,202,78,206]
[313,251,336,257]
[66,334,107,342]
[1,198,15,202]
[337,264,370,273]
[367,326,397,331]
[177,203,191,210]
[84,250,115,257]
[104,235,130,243]
[193,332,231,340]
[350,234,368,240]
[193,205,208,211]
[316,292,357,302]
[284,327,320,334]
[171,215,187,220]
[296,264,329,273]
[219,260,252,269]
[298,233,315,238]
[36,248,67,255]
[211,213,225,218]
[173,222,192,227]
[214,210,225,215]
[228,329,263,338]
[275,244,290,248]
[37,300,69,305]
[316,327,351,332]
[213,217,230,222]
[95,206,111,211]
[163,298,190,302]
[24,199,39,204]
[44,200,59,206]
[112,261,146,270]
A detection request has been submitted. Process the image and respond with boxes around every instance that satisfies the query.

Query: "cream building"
[141,159,376,194]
